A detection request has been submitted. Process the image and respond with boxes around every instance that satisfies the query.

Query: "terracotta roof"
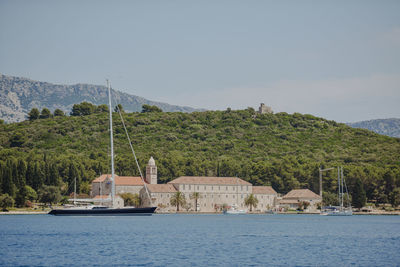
[283,189,321,199]
[92,174,145,186]
[252,186,277,195]
[146,184,177,193]
[168,176,252,186]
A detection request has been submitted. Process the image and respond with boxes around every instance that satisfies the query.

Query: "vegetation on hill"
[0,104,400,208]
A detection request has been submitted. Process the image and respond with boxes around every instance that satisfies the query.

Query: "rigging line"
[342,167,351,208]
[111,92,153,206]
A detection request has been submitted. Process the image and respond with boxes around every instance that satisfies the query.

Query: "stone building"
[252,186,278,212]
[140,184,177,213]
[279,189,321,212]
[91,157,157,197]
[258,103,273,114]
[167,176,252,212]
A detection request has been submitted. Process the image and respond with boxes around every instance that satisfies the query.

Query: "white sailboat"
[321,166,352,216]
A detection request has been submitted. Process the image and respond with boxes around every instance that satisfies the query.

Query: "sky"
[0,0,399,122]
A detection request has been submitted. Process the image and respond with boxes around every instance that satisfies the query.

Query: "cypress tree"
[352,178,367,209]
[17,159,27,188]
[2,166,15,198]
[26,161,34,188]
[49,163,60,186]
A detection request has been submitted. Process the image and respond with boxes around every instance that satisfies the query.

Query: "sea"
[0,214,399,267]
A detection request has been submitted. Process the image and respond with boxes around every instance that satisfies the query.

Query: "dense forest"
[1,103,400,208]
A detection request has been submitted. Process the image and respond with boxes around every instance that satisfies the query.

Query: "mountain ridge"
[347,118,400,138]
[0,74,204,123]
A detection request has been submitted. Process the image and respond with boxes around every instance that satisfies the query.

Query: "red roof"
[92,174,145,186]
[283,189,321,199]
[146,184,177,193]
[168,176,251,186]
[252,186,277,195]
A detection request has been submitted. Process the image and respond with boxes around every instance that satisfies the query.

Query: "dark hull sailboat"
[49,206,156,216]
[49,80,157,216]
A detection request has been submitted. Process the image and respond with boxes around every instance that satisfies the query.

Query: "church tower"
[145,156,157,184]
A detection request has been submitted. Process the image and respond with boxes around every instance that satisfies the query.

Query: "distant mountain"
[347,118,400,138]
[0,74,204,123]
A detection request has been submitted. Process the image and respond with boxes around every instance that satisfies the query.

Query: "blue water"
[0,214,399,266]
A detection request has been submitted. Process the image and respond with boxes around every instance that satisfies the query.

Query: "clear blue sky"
[1,0,399,122]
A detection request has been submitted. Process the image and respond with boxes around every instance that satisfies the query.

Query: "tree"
[25,185,37,202]
[142,104,162,113]
[53,109,65,117]
[28,108,40,121]
[96,104,109,113]
[190,192,201,212]
[40,108,51,119]
[170,192,186,212]
[114,104,124,113]
[9,132,26,147]
[2,165,15,198]
[323,191,338,206]
[298,201,310,211]
[389,188,400,208]
[244,194,258,212]
[0,194,15,211]
[15,185,28,207]
[119,193,141,207]
[70,102,95,116]
[352,178,367,209]
[38,185,62,205]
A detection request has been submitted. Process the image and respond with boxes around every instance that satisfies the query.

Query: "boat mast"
[341,166,344,209]
[74,176,76,205]
[107,80,115,207]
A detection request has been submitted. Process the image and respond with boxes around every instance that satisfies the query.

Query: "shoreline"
[1,210,399,216]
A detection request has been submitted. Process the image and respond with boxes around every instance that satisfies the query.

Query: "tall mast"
[107,80,115,206]
[74,176,76,205]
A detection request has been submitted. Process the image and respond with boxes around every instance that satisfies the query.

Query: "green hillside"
[1,107,400,207]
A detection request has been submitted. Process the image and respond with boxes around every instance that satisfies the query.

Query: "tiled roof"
[252,186,277,195]
[283,189,321,199]
[92,174,145,186]
[146,184,177,193]
[168,176,252,186]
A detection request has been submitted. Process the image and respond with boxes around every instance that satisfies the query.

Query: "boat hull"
[48,207,157,216]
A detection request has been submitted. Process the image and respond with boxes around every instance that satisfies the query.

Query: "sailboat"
[223,177,246,215]
[321,167,352,216]
[49,81,157,216]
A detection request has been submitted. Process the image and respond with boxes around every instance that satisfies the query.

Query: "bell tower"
[145,156,157,184]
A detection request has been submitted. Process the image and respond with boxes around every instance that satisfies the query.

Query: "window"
[226,186,228,191]
[219,186,220,190]
[211,186,213,190]
[204,185,206,190]
[189,185,191,190]
[197,186,199,190]
[183,185,185,190]
[233,195,235,199]
[226,195,228,198]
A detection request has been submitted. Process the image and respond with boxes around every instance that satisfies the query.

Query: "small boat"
[223,204,246,215]
[321,167,352,216]
[49,81,157,216]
